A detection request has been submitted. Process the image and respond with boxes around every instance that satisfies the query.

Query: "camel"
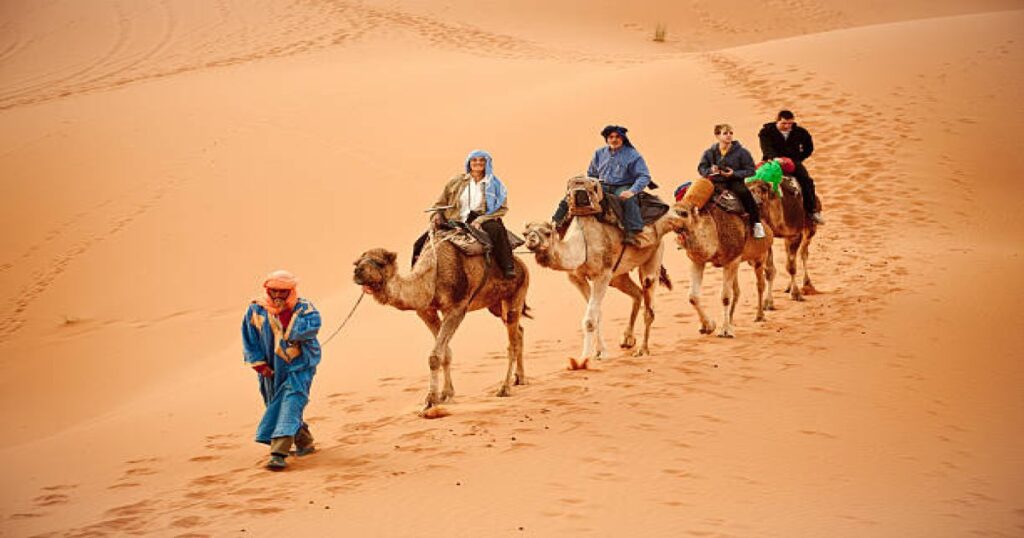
[523,208,682,368]
[352,236,529,411]
[747,177,819,306]
[672,198,775,338]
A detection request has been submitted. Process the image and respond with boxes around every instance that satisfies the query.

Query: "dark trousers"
[412,214,515,273]
[792,162,818,215]
[553,184,643,233]
[714,177,761,224]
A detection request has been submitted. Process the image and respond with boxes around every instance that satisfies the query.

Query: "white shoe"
[811,212,825,225]
[752,222,766,239]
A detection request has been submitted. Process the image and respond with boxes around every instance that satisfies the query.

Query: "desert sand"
[1,0,1022,536]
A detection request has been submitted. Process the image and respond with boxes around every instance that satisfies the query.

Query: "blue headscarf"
[464,149,508,215]
[600,125,635,148]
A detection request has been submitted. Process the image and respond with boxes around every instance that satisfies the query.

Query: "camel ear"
[384,251,397,265]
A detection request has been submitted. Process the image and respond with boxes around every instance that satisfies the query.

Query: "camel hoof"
[620,334,637,349]
[420,406,451,419]
[495,385,511,398]
[632,347,650,357]
[764,303,776,311]
[568,358,590,370]
[791,293,805,302]
[755,314,766,322]
[513,373,527,386]
[440,391,454,403]
[802,284,819,295]
[699,320,717,335]
[717,332,735,339]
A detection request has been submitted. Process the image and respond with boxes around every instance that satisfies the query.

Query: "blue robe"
[241,298,322,444]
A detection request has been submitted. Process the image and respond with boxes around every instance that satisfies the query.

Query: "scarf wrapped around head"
[464,149,508,215]
[260,269,299,314]
[600,125,634,148]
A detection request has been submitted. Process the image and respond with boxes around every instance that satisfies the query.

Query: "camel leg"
[764,246,777,311]
[568,273,591,302]
[752,259,767,322]
[417,309,454,401]
[425,308,466,410]
[610,274,641,349]
[634,271,656,356]
[689,260,716,335]
[496,301,525,397]
[799,231,816,294]
[580,273,611,362]
[719,261,740,338]
[784,236,804,301]
[634,243,663,356]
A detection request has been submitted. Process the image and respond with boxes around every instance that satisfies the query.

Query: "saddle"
[437,222,524,258]
[710,188,745,216]
[563,175,670,231]
[675,178,751,217]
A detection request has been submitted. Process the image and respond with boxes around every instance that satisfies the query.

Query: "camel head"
[523,221,555,253]
[746,179,775,206]
[353,248,398,295]
[671,201,699,235]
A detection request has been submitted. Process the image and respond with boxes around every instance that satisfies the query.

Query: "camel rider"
[241,270,322,471]
[698,123,766,239]
[553,125,651,246]
[758,110,824,224]
[412,150,516,279]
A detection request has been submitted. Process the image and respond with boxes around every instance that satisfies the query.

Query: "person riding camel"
[553,125,651,246]
[697,123,766,239]
[758,110,824,224]
[412,150,516,279]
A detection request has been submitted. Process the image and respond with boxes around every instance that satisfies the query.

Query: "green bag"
[747,160,782,196]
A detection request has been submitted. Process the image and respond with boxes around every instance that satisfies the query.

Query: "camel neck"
[379,264,436,311]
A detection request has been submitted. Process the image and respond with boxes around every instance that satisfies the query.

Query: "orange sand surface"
[1,1,1022,536]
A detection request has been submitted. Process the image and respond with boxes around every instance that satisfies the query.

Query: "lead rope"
[320,292,366,346]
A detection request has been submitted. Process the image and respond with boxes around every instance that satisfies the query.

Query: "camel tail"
[522,303,534,320]
[659,265,673,290]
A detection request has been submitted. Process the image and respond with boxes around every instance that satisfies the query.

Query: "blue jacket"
[587,145,652,193]
[242,298,322,443]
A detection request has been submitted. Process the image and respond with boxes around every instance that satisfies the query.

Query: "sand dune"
[1,1,1022,536]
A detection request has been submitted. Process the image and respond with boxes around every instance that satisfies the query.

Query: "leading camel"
[353,237,529,411]
[524,204,682,368]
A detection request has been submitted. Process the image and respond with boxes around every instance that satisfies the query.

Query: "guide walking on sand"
[241,270,322,470]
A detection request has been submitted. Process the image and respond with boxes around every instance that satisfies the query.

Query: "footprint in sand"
[169,515,204,528]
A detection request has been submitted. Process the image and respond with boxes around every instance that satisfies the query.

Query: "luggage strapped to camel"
[562,175,670,230]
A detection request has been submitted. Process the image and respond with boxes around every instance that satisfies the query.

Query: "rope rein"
[320,291,366,346]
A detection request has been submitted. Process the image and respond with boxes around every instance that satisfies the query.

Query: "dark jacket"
[698,140,756,181]
[758,122,814,163]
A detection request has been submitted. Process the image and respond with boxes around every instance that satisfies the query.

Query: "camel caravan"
[351,114,823,413]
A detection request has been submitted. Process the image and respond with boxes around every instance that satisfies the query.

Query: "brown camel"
[523,208,681,367]
[747,177,819,305]
[672,199,775,337]
[352,236,529,411]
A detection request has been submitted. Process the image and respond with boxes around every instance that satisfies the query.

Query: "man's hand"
[619,190,635,200]
[253,363,274,378]
[719,167,734,177]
